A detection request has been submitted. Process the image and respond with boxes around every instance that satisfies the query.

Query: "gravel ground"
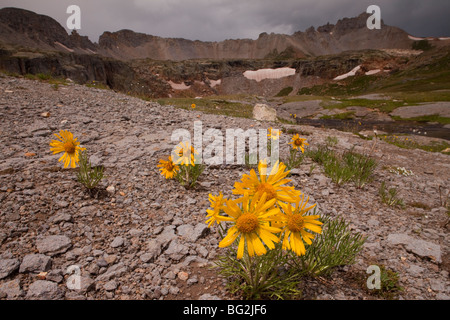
[0,76,448,300]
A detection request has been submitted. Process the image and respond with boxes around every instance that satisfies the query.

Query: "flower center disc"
[294,139,303,146]
[287,214,305,232]
[257,182,277,200]
[63,141,76,154]
[165,162,174,171]
[236,213,259,233]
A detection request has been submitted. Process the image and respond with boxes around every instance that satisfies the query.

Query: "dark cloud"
[1,0,449,42]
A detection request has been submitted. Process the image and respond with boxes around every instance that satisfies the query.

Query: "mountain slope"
[98,13,414,61]
[0,7,415,61]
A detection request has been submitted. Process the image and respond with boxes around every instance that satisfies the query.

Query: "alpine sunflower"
[267,127,281,140]
[233,160,300,205]
[219,192,281,259]
[279,194,322,256]
[49,130,86,168]
[157,156,179,179]
[205,192,233,227]
[289,134,309,153]
[173,141,198,166]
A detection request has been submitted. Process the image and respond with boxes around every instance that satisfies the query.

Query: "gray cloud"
[1,0,449,42]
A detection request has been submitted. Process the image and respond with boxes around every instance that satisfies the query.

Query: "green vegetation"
[275,86,294,97]
[22,73,68,86]
[381,135,450,154]
[412,40,433,51]
[320,111,355,120]
[307,145,377,188]
[216,213,365,299]
[325,136,339,147]
[379,182,405,208]
[175,162,205,189]
[216,241,302,300]
[85,80,110,90]
[297,48,450,108]
[369,265,403,300]
[321,98,407,113]
[76,150,105,197]
[298,75,380,96]
[290,215,366,276]
[391,114,450,125]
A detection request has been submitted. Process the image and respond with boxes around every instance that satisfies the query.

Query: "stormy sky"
[1,0,449,42]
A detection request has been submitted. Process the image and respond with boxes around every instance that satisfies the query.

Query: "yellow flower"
[233,160,300,205]
[174,141,198,166]
[293,114,297,119]
[279,194,322,256]
[219,193,281,259]
[267,127,281,140]
[49,130,86,168]
[191,104,196,109]
[205,192,233,227]
[289,134,309,153]
[157,156,179,179]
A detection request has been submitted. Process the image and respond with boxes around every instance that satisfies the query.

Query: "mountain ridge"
[0,7,419,61]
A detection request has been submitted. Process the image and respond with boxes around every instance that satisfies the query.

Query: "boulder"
[253,104,277,121]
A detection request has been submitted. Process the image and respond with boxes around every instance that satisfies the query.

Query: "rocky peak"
[99,29,156,49]
[0,7,71,47]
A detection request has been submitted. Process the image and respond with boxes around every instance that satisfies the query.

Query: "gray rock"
[95,263,127,282]
[165,240,189,260]
[110,236,124,248]
[36,235,72,256]
[177,224,195,239]
[0,279,22,299]
[78,276,96,293]
[387,233,442,263]
[198,293,222,300]
[103,280,118,291]
[390,102,450,118]
[177,223,209,243]
[19,254,52,273]
[129,228,143,237]
[407,265,425,276]
[50,213,72,224]
[156,226,177,247]
[0,258,20,279]
[26,280,64,300]
[140,240,163,263]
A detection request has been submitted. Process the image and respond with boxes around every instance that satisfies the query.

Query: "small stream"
[296,119,450,140]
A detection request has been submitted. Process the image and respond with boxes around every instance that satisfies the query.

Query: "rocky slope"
[0,75,448,300]
[0,7,96,55]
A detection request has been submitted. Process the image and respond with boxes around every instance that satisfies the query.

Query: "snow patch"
[439,37,450,41]
[243,67,296,82]
[333,65,361,81]
[168,81,190,90]
[408,35,425,41]
[54,42,74,53]
[209,79,222,88]
[365,69,381,76]
[86,48,97,55]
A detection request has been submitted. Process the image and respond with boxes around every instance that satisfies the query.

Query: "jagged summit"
[0,7,97,54]
[0,7,417,61]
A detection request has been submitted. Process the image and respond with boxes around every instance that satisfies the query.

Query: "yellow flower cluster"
[289,134,309,153]
[49,130,86,168]
[206,159,322,259]
[158,141,199,179]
